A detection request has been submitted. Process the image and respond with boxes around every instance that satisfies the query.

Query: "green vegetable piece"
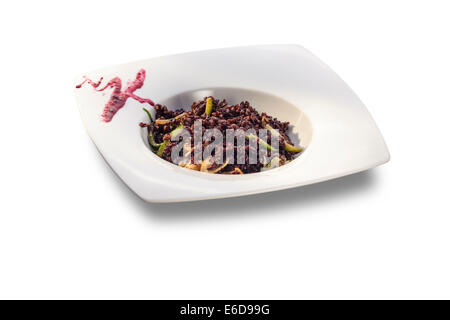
[264,123,280,138]
[156,124,185,157]
[264,156,281,170]
[264,123,302,153]
[171,124,185,138]
[142,107,153,122]
[205,97,213,116]
[142,109,159,149]
[246,134,275,151]
[284,142,303,153]
[148,126,161,148]
[156,140,168,156]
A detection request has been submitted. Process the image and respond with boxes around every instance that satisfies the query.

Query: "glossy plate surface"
[74,45,389,202]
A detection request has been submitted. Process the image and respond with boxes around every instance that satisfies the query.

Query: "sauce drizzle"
[76,69,155,122]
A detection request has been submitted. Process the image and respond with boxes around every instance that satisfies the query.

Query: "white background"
[1,0,449,299]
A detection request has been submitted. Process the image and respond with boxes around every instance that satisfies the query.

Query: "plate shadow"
[90,140,377,222]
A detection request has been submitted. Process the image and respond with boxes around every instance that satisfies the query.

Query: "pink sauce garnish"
[76,69,155,122]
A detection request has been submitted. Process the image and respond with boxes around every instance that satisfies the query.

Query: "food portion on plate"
[139,97,303,174]
[77,69,303,174]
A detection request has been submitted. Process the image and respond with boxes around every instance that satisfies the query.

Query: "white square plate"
[74,45,389,202]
